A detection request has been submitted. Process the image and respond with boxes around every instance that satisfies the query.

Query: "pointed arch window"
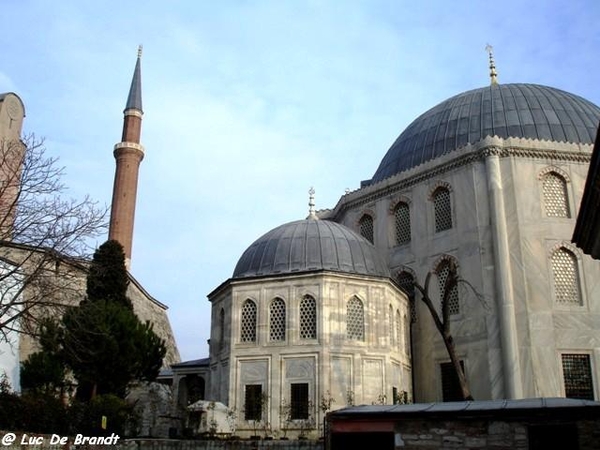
[433,187,452,232]
[542,172,570,218]
[299,295,317,340]
[394,202,411,245]
[395,309,402,351]
[551,247,582,305]
[346,296,365,341]
[359,214,374,244]
[240,299,257,343]
[269,297,286,341]
[437,260,459,315]
[388,305,394,345]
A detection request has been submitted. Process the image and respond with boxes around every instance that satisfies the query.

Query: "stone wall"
[392,418,600,449]
[0,434,322,450]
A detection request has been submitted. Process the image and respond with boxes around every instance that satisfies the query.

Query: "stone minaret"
[109,47,144,269]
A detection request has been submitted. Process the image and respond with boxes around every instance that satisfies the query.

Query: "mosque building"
[169,47,600,435]
[2,45,599,437]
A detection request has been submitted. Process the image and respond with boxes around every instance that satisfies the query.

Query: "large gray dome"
[372,83,600,183]
[233,219,389,279]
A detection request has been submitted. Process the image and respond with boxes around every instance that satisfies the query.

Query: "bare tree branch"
[0,134,108,345]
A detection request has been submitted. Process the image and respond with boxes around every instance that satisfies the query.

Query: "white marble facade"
[208,272,411,435]
[327,136,600,402]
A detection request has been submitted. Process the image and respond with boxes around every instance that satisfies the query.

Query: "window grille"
[440,361,465,402]
[433,188,452,232]
[240,300,257,343]
[346,297,365,341]
[552,248,582,305]
[397,271,417,322]
[395,310,402,351]
[269,298,286,341]
[359,214,374,244]
[244,384,263,420]
[290,383,309,420]
[395,202,411,245]
[543,173,570,218]
[437,261,459,315]
[299,295,317,339]
[561,354,594,400]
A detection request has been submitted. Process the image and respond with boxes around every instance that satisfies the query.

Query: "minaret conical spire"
[125,45,143,113]
[109,47,146,269]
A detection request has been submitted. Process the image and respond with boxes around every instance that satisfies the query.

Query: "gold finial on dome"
[308,187,318,220]
[137,44,143,59]
[485,44,498,85]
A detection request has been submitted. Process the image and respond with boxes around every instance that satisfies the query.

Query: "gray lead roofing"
[125,56,143,113]
[233,219,390,279]
[372,83,600,183]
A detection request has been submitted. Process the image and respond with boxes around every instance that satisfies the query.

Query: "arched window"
[269,297,286,341]
[403,313,410,355]
[551,247,582,305]
[395,309,402,351]
[240,299,257,343]
[359,214,374,244]
[219,308,225,350]
[433,187,452,232]
[388,305,394,345]
[299,295,317,339]
[437,260,459,315]
[394,202,411,245]
[346,296,365,341]
[543,172,570,218]
[397,271,417,323]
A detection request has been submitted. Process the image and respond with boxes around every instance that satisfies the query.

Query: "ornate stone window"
[359,214,374,244]
[561,354,594,400]
[433,187,452,232]
[346,296,365,341]
[397,271,417,323]
[240,299,257,343]
[388,305,394,345]
[269,298,286,341]
[394,202,411,245]
[299,295,317,340]
[542,171,570,218]
[551,247,582,306]
[436,259,459,315]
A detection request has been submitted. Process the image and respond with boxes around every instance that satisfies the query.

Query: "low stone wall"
[123,440,322,450]
[0,433,322,450]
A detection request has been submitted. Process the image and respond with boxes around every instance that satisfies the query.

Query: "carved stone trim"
[329,142,592,220]
[538,165,571,182]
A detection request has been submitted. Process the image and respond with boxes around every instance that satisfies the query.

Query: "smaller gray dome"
[233,219,389,279]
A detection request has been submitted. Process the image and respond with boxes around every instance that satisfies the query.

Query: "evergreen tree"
[61,240,166,399]
[86,239,131,309]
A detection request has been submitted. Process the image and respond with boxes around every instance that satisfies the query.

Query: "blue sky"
[1,0,599,361]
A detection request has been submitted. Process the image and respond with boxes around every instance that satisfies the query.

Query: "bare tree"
[412,260,483,401]
[0,134,108,344]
